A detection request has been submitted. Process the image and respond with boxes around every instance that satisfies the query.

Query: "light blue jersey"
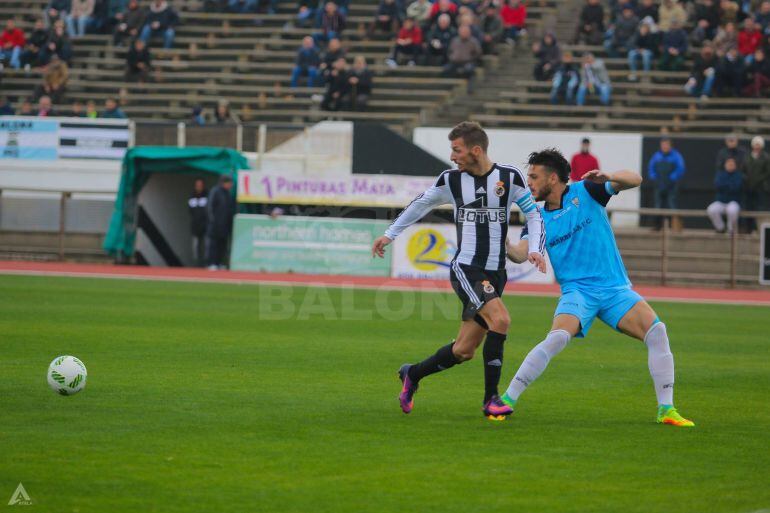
[523,180,637,337]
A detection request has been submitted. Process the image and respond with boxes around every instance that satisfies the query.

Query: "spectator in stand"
[319,37,345,82]
[407,0,432,28]
[550,51,579,103]
[387,17,423,66]
[425,13,455,65]
[140,0,178,49]
[35,55,68,103]
[637,0,660,23]
[291,36,320,88]
[316,2,345,44]
[295,0,317,28]
[500,0,527,44]
[716,133,747,171]
[570,138,601,181]
[206,175,235,270]
[344,55,373,111]
[718,0,740,26]
[428,0,458,29]
[743,47,770,94]
[658,0,687,31]
[574,0,604,44]
[19,99,34,115]
[576,52,612,105]
[66,0,94,37]
[20,19,48,69]
[227,0,257,14]
[125,37,151,82]
[648,137,686,212]
[717,47,745,94]
[40,20,72,65]
[44,0,71,28]
[84,99,97,117]
[738,18,762,60]
[189,178,208,267]
[70,100,86,116]
[532,32,561,81]
[756,1,770,33]
[627,19,659,80]
[369,0,401,36]
[605,6,639,57]
[321,57,349,111]
[214,99,231,123]
[0,96,15,115]
[692,0,720,44]
[684,44,718,98]
[658,19,688,71]
[102,97,127,118]
[479,4,503,54]
[742,136,770,224]
[113,0,144,46]
[190,105,205,125]
[707,157,743,233]
[442,24,482,78]
[0,20,25,70]
[713,21,738,56]
[98,0,128,35]
[37,95,56,116]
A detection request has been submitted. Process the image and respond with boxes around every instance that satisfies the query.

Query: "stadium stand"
[0,0,557,134]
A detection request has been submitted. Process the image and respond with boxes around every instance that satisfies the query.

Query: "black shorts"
[449,262,507,322]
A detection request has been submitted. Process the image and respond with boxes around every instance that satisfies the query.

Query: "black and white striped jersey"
[384,164,545,271]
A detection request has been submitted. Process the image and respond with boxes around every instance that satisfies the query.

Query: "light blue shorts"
[554,287,644,338]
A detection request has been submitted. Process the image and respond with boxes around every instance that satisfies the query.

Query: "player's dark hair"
[528,148,571,183]
[448,121,489,153]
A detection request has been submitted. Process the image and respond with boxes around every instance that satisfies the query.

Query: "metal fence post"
[236,123,243,152]
[730,228,738,288]
[177,122,186,148]
[59,192,71,261]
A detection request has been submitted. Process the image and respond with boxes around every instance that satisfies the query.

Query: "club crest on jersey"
[572,197,580,207]
[481,280,495,294]
[494,181,506,197]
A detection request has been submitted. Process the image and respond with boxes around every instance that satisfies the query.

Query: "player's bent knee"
[488,312,510,334]
[453,347,475,362]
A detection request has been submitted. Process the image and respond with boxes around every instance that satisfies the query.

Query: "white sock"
[504,329,571,401]
[644,322,675,406]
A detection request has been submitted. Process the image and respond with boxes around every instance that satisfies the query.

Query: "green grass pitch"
[2,274,769,513]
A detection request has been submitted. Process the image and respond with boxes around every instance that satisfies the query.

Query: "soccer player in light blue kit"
[503,148,694,427]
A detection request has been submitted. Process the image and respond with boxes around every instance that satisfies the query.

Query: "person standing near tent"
[188,178,208,267]
[206,175,236,270]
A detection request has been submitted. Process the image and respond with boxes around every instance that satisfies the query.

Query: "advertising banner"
[391,223,555,284]
[58,119,130,159]
[230,214,391,276]
[0,118,58,160]
[237,170,435,208]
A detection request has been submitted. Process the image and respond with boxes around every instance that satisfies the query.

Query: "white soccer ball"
[47,356,87,396]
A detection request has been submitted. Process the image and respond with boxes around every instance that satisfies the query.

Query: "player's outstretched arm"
[582,169,642,192]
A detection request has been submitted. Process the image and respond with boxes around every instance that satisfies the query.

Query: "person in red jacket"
[387,17,423,66]
[569,137,601,182]
[500,0,527,43]
[0,19,26,69]
[738,18,762,59]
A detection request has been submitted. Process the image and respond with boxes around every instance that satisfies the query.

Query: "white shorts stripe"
[452,261,482,308]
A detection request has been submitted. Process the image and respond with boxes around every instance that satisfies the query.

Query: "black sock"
[408,342,459,383]
[483,331,507,403]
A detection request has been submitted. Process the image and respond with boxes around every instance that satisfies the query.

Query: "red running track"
[1,260,769,306]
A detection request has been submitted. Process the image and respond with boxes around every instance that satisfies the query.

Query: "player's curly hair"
[528,148,571,183]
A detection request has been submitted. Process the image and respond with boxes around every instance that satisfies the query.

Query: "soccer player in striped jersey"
[503,148,694,427]
[371,122,546,420]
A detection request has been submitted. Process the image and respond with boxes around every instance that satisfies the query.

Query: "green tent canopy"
[103,146,250,256]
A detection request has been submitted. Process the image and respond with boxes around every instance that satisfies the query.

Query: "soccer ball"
[47,356,87,396]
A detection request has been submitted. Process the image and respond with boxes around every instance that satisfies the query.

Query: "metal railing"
[0,187,115,261]
[609,207,769,288]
